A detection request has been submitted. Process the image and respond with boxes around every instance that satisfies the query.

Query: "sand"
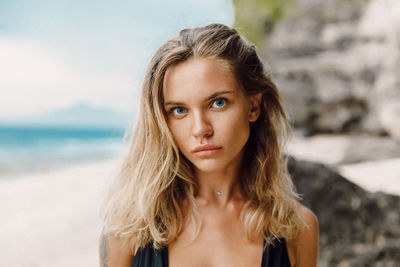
[289,134,400,196]
[2,135,399,267]
[339,158,400,196]
[0,158,123,267]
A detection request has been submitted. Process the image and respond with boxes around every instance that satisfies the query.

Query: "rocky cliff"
[235,0,400,139]
[289,157,400,266]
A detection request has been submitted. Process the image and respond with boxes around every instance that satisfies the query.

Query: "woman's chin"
[192,160,228,174]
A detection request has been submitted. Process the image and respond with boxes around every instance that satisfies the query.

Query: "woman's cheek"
[169,120,189,152]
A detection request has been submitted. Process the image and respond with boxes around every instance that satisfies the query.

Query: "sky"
[0,0,233,120]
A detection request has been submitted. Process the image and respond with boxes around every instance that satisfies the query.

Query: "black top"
[131,238,291,267]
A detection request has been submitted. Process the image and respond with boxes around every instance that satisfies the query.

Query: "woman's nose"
[192,110,213,138]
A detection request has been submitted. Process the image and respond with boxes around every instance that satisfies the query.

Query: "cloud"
[0,0,234,121]
[0,38,139,119]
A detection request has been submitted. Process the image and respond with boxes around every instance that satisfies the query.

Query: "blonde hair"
[102,23,305,249]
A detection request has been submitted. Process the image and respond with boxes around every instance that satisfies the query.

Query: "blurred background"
[0,0,399,266]
[0,0,232,179]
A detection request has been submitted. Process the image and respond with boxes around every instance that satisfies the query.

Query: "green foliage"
[232,0,293,46]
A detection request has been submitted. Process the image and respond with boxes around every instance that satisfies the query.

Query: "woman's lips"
[192,144,222,157]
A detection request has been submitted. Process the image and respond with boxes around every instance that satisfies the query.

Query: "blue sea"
[0,125,127,179]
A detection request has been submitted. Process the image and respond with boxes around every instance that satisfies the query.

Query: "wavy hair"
[102,23,305,249]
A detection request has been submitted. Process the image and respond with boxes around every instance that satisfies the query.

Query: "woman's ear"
[248,93,262,122]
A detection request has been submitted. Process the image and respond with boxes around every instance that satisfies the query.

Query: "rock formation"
[258,0,400,139]
[289,157,400,266]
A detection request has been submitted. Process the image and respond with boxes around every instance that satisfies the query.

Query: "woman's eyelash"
[167,97,228,114]
[168,106,186,115]
[211,97,228,107]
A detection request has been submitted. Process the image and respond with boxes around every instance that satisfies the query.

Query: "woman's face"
[163,57,260,173]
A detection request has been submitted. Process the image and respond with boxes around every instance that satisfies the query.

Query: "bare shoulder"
[287,203,319,267]
[298,204,319,232]
[99,231,135,267]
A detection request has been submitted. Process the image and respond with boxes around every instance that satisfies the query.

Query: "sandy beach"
[0,158,123,267]
[339,158,400,196]
[289,135,400,196]
[1,134,400,267]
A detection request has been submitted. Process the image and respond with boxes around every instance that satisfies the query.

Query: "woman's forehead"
[162,57,241,103]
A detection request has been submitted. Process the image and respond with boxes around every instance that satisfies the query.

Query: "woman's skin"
[99,56,319,267]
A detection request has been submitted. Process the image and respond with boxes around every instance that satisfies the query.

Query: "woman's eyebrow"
[205,89,235,101]
[164,89,235,106]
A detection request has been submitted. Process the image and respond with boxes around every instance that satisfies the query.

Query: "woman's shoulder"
[297,203,319,231]
[99,231,136,267]
[286,203,319,267]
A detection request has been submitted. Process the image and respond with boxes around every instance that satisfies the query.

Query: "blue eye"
[172,107,186,116]
[212,98,226,108]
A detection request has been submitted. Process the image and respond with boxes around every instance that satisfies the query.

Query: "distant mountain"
[0,103,133,129]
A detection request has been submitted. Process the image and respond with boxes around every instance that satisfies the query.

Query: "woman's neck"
[193,157,245,207]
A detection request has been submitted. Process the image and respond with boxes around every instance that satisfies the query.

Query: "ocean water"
[0,125,127,179]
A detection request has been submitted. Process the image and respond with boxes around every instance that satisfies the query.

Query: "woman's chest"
[167,213,264,267]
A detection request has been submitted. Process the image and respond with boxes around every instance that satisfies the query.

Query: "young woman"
[100,23,318,267]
